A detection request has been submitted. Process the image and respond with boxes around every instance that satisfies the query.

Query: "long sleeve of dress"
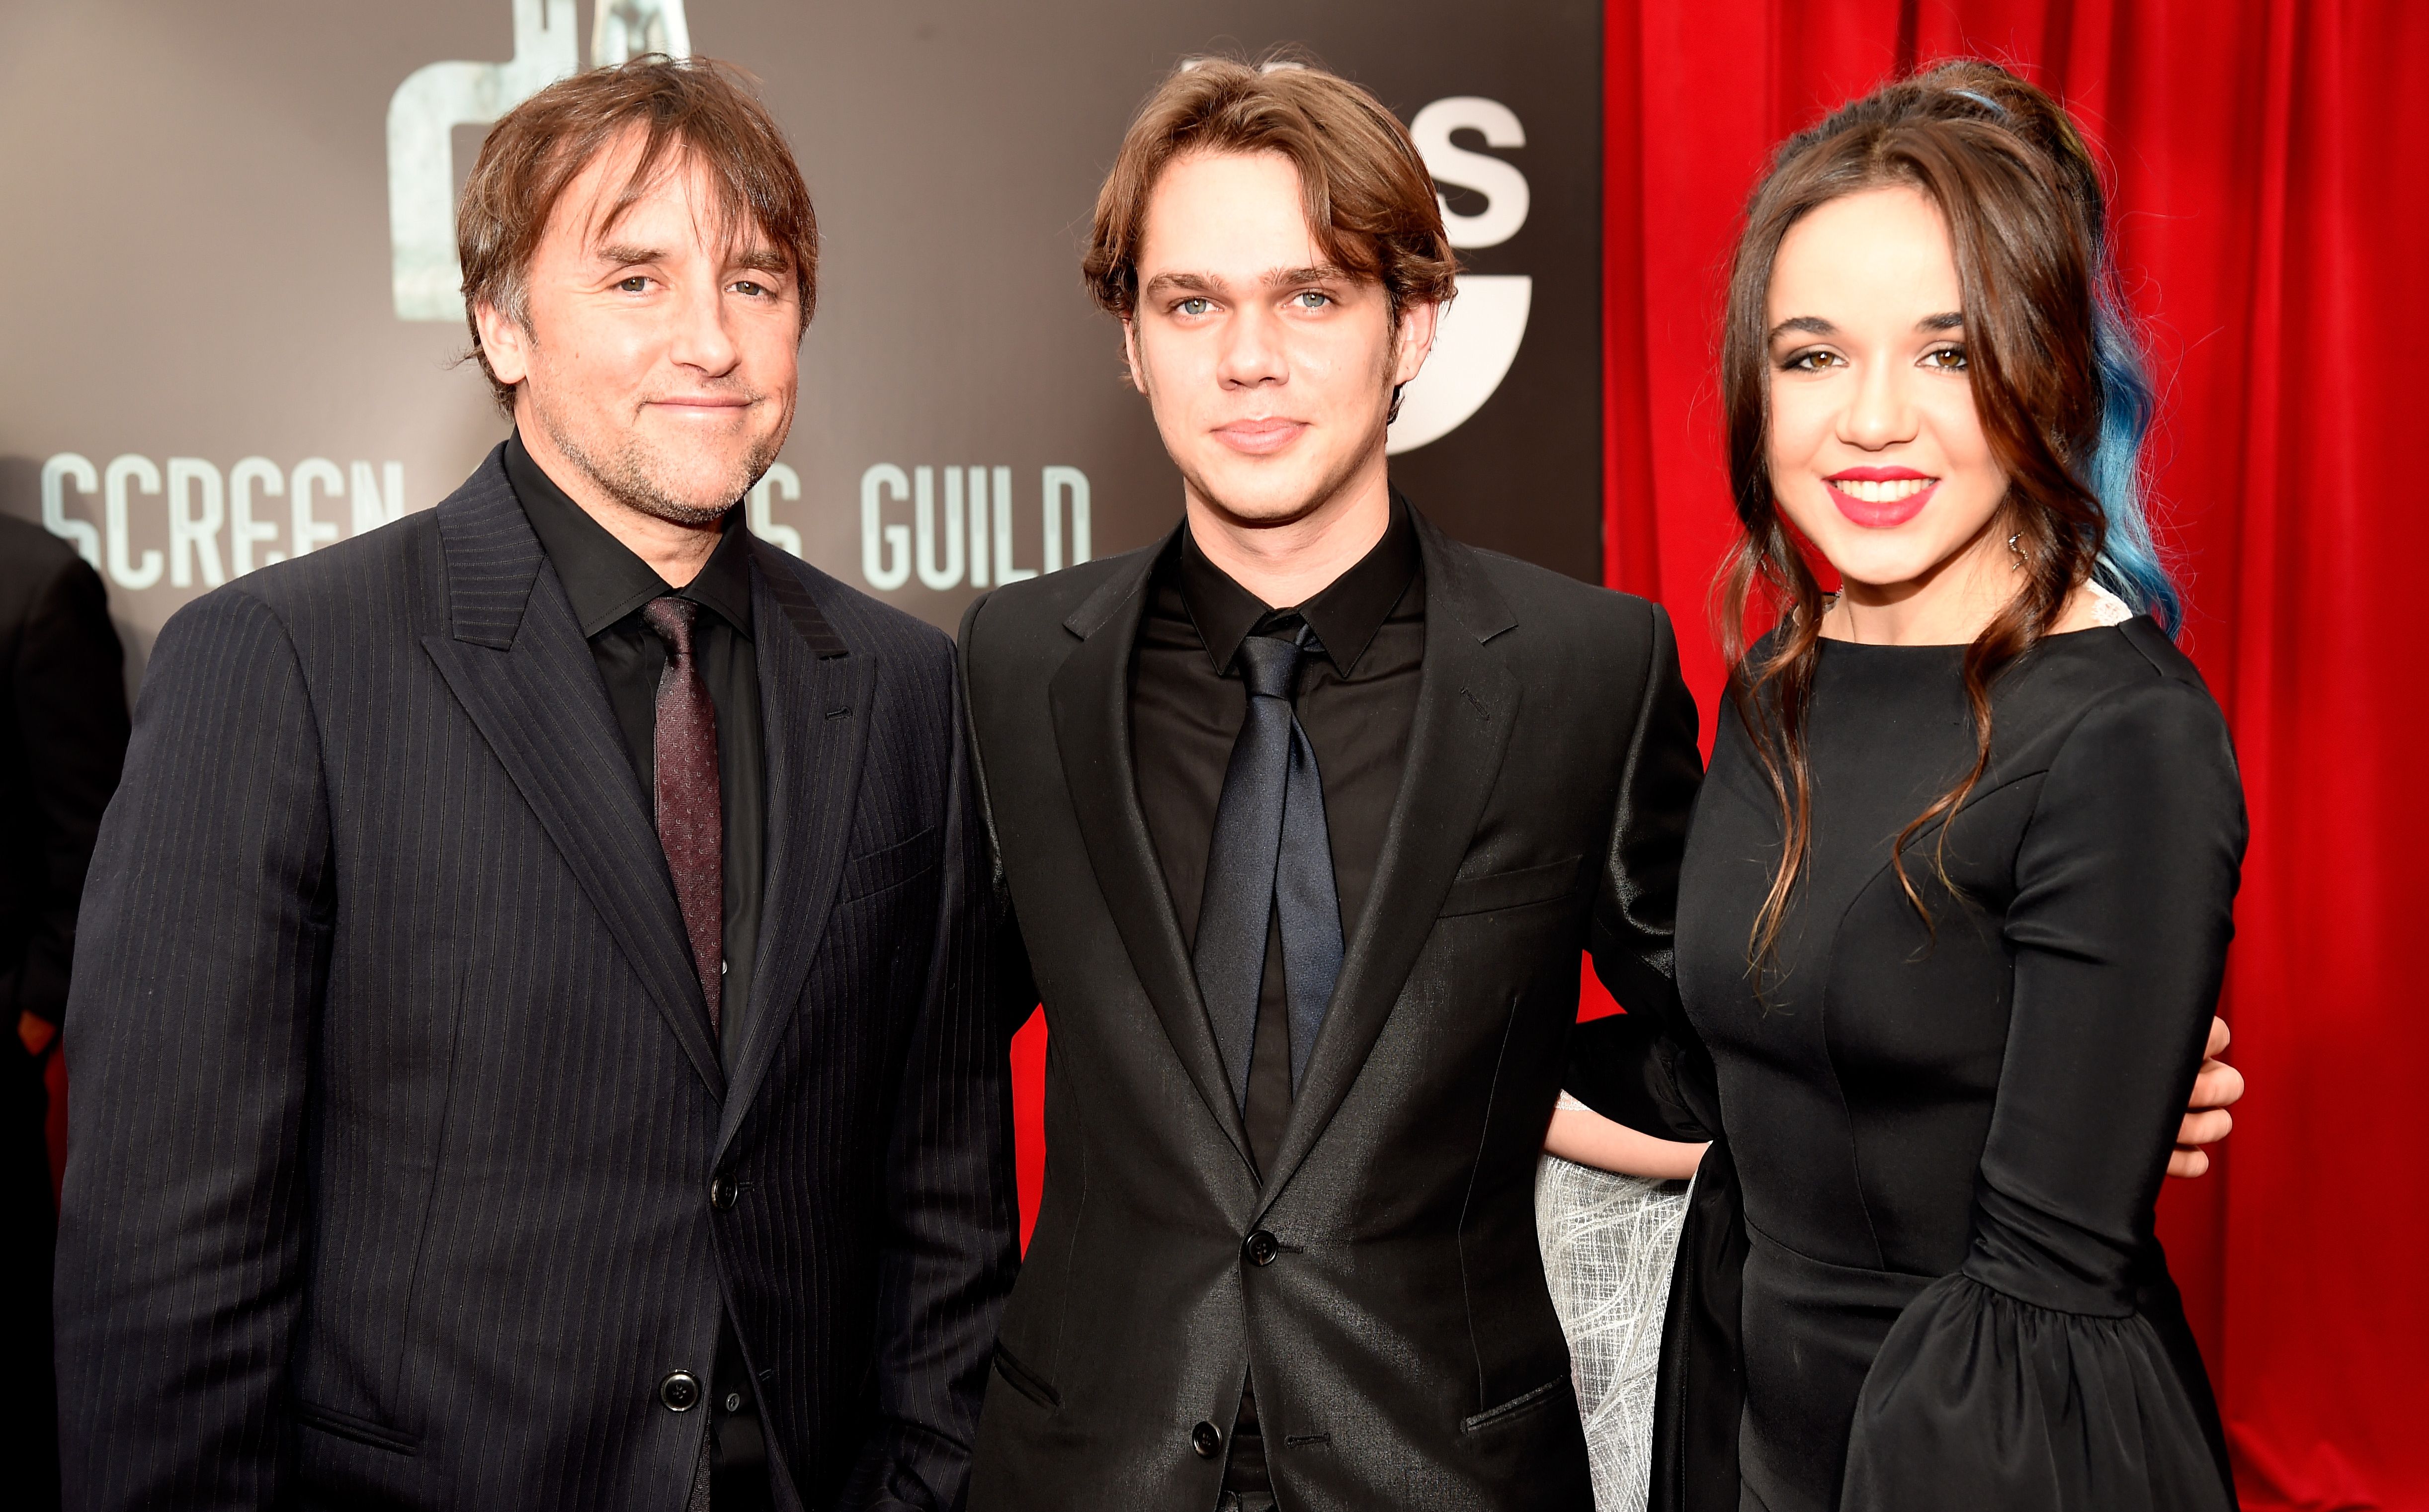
[1840,675,2246,1512]
[1580,602,1709,1138]
[1574,604,1747,1512]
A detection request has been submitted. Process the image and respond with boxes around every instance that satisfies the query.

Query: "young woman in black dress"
[1545,63,2246,1512]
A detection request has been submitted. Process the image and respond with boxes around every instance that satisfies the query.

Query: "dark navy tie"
[1194,626,1345,1115]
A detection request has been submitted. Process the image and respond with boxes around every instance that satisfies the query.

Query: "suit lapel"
[1259,512,1521,1206]
[420,452,724,1097]
[1049,534,1256,1172]
[716,541,870,1155]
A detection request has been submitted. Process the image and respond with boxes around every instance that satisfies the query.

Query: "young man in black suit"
[956,60,2237,1512]
[56,61,1014,1512]
[957,59,1695,1512]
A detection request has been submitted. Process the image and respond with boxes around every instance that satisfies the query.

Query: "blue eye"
[1176,297,1213,317]
[1295,290,1331,309]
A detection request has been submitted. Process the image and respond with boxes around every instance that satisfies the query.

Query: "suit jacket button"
[1190,1420,1224,1458]
[659,1371,703,1413]
[710,1176,739,1211]
[1244,1230,1279,1266]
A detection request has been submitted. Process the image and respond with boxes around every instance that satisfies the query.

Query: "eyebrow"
[1139,264,1355,303]
[594,242,667,268]
[591,242,792,276]
[1766,311,1967,341]
[1266,263,1351,288]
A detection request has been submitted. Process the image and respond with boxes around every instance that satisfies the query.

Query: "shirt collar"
[506,431,755,641]
[1175,491,1420,678]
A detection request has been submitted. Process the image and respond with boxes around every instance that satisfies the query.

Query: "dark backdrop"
[0,0,1601,689]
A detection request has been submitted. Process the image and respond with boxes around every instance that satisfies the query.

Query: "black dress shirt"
[505,434,765,1050]
[504,434,772,1500]
[1129,493,1424,1494]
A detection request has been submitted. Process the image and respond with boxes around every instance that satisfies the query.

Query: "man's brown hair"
[456,57,818,413]
[1083,56,1457,324]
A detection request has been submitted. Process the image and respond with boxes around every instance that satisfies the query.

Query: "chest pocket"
[1439,855,1585,917]
[837,824,941,903]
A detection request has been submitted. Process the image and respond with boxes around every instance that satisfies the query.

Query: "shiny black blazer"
[55,447,1018,1512]
[956,509,1703,1512]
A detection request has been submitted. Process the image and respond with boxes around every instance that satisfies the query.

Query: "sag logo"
[389,0,692,320]
[1391,96,1533,456]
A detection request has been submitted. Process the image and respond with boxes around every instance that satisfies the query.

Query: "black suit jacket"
[956,510,1704,1512]
[54,447,1018,1512]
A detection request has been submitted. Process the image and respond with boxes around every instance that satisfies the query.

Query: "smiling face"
[1766,184,2014,632]
[1124,150,1436,543]
[475,130,801,528]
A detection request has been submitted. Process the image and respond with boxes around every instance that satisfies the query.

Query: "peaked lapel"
[1258,511,1521,1207]
[1048,534,1256,1172]
[716,541,870,1156]
[419,450,724,1097]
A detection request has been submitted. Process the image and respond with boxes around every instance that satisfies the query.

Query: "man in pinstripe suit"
[54,61,1017,1512]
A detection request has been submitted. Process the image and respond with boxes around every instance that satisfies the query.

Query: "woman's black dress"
[1672,619,2244,1512]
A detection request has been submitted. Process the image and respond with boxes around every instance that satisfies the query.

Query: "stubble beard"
[537,395,779,528]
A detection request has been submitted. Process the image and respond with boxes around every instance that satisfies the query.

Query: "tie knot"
[642,595,699,657]
[1234,632,1304,701]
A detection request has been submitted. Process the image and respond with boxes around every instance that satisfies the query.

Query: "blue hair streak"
[2082,266,2183,634]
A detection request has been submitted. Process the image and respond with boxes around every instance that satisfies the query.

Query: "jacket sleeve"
[1568,601,1748,1512]
[844,641,1026,1512]
[54,588,330,1511]
[7,549,128,1027]
[1576,601,1711,1142]
[1841,677,2245,1512]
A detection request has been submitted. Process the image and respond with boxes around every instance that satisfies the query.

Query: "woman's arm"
[1545,1095,1709,1179]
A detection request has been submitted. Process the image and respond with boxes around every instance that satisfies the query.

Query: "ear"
[473,298,533,387]
[1120,316,1147,396]
[1390,297,1442,388]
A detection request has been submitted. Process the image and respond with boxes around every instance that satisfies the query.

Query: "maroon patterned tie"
[643,596,722,1030]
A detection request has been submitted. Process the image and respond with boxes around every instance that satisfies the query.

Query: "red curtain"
[1601,1,2429,1506]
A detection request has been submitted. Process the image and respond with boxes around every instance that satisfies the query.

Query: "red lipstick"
[1823,466,1937,528]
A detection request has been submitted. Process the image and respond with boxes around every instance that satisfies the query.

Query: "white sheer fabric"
[1536,1153,1693,1512]
[2084,579,2135,625]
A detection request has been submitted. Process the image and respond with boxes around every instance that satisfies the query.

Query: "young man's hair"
[456,56,818,414]
[1083,56,1458,324]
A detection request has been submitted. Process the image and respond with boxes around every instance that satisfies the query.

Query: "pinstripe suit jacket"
[54,446,1018,1512]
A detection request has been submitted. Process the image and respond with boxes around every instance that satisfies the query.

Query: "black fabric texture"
[504,435,771,1484]
[1133,504,1422,1496]
[0,517,128,1030]
[958,497,1700,1512]
[1673,625,2245,1512]
[1137,499,1424,1168]
[52,445,1019,1512]
[1192,628,1344,1111]
[503,432,764,1055]
[0,517,127,1512]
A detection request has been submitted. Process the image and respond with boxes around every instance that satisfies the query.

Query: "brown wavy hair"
[457,57,819,415]
[1081,55,1458,326]
[1719,62,2120,964]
